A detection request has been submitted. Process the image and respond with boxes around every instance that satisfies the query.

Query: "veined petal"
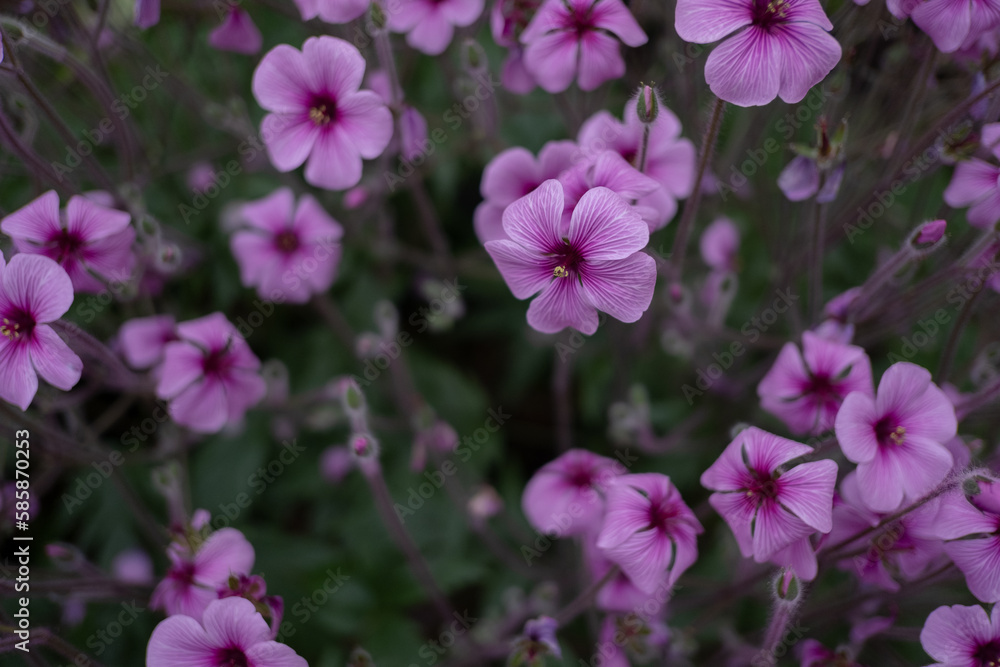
[1,191,61,244]
[569,187,649,260]
[526,277,598,334]
[29,325,82,391]
[704,26,781,107]
[484,240,552,299]
[774,22,841,105]
[777,459,837,533]
[578,253,656,324]
[675,0,753,43]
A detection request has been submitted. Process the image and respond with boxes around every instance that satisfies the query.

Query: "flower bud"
[350,432,380,461]
[773,569,800,603]
[636,84,660,125]
[347,647,375,666]
[913,219,947,247]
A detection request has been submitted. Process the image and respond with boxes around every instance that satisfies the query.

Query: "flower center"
[52,228,85,261]
[752,0,789,29]
[549,240,584,278]
[1,310,35,343]
[973,640,1000,667]
[274,230,300,254]
[566,466,595,489]
[745,469,780,503]
[214,647,250,667]
[875,417,906,447]
[561,3,596,36]
[646,499,677,531]
[202,347,235,378]
[308,96,337,126]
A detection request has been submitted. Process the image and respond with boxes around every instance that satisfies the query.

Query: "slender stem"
[809,173,828,323]
[553,348,573,452]
[936,285,983,383]
[310,295,357,351]
[669,97,725,291]
[0,102,70,192]
[409,179,452,263]
[553,565,619,626]
[888,46,937,172]
[637,124,651,175]
[955,372,1000,421]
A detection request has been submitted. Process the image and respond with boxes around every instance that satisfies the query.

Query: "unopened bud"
[773,569,800,602]
[913,219,947,247]
[636,84,660,125]
[350,433,380,461]
[347,647,375,666]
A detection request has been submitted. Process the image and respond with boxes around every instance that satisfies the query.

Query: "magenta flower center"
[548,240,585,279]
[972,639,1000,666]
[751,0,790,29]
[874,416,906,447]
[274,230,300,254]
[1,308,36,343]
[51,228,85,261]
[745,469,780,503]
[308,95,338,126]
[202,348,236,378]
[214,647,250,667]
[646,499,678,531]
[560,3,597,36]
[566,465,595,489]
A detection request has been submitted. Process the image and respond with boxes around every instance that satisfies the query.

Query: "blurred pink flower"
[208,7,262,55]
[252,36,393,190]
[2,190,135,293]
[291,0,369,23]
[520,0,647,92]
[117,315,177,370]
[147,597,306,667]
[912,0,1000,53]
[521,449,622,537]
[230,188,343,303]
[484,181,656,334]
[0,253,82,411]
[835,362,956,513]
[675,0,841,106]
[931,477,1000,602]
[155,313,266,433]
[701,427,836,580]
[134,0,160,28]
[112,548,154,586]
[699,217,740,272]
[944,123,1000,228]
[758,331,873,436]
[596,473,703,592]
[920,603,1000,666]
[490,0,541,93]
[558,151,662,229]
[389,0,486,55]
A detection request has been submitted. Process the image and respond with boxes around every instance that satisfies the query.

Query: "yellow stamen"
[889,426,906,446]
[309,105,331,126]
[553,266,569,278]
[1,318,20,340]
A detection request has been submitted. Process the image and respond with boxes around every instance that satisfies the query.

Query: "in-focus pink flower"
[520,0,647,92]
[389,0,485,55]
[931,478,1000,602]
[944,123,1000,228]
[147,597,306,667]
[521,449,622,537]
[474,141,577,243]
[912,0,1000,53]
[576,101,696,231]
[828,471,944,591]
[699,217,740,272]
[135,0,160,28]
[484,180,657,334]
[230,188,343,303]
[596,473,703,592]
[252,36,393,190]
[151,528,255,620]
[920,603,1000,667]
[292,0,369,23]
[208,6,262,54]
[0,253,82,411]
[558,151,662,229]
[758,331,873,436]
[701,427,837,580]
[155,313,266,433]
[675,0,842,107]
[2,190,135,293]
[118,315,177,370]
[834,362,957,513]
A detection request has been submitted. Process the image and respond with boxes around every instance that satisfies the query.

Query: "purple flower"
[931,478,1000,602]
[292,0,369,23]
[134,0,160,28]
[521,449,622,537]
[484,180,657,334]
[583,534,672,613]
[835,362,957,513]
[147,597,306,667]
[699,216,740,272]
[675,0,842,107]
[576,101,696,231]
[0,253,82,411]
[112,549,154,586]
[117,315,177,370]
[757,331,873,436]
[511,616,561,663]
[701,427,837,580]
[912,0,1000,53]
[596,473,703,593]
[389,0,486,55]
[2,190,135,294]
[520,0,646,93]
[558,151,662,229]
[150,528,255,621]
[920,603,1000,667]
[208,7,262,55]
[474,141,577,243]
[252,36,393,191]
[155,313,266,433]
[944,123,1000,228]
[490,0,542,93]
[777,155,844,202]
[230,188,343,303]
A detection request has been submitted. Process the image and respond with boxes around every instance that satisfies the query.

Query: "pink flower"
[675,0,842,107]
[596,473,703,593]
[757,331,873,436]
[118,315,177,370]
[151,528,255,620]
[701,427,837,580]
[912,0,1000,53]
[576,101,696,231]
[208,7,262,55]
[292,0,369,23]
[699,217,740,272]
[583,534,672,613]
[389,0,485,55]
[135,0,160,28]
[521,449,622,537]
[931,478,1000,602]
[944,123,1000,228]
[112,549,154,586]
[0,253,82,411]
[777,155,844,202]
[474,141,577,243]
[920,603,1000,667]
[252,36,393,190]
[484,180,657,334]
[834,362,957,513]
[490,0,542,93]
[147,597,306,667]
[1,190,135,293]
[230,188,343,303]
[155,313,266,433]
[558,151,662,229]
[400,106,429,163]
[520,0,647,92]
